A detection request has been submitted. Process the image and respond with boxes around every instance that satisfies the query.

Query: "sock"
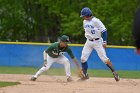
[82,62,88,74]
[106,64,115,72]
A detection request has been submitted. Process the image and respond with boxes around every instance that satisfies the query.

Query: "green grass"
[0,81,20,87]
[0,66,140,79]
[0,66,38,74]
[88,69,140,79]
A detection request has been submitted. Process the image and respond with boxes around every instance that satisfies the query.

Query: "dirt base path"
[0,74,140,93]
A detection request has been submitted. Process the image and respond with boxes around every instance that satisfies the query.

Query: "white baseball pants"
[81,39,109,63]
[34,54,71,78]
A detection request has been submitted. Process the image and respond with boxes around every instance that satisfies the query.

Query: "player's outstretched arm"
[72,57,81,69]
[72,57,85,78]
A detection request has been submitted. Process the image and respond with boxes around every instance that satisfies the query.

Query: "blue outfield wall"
[0,42,140,70]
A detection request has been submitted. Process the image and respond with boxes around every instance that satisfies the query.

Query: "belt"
[89,38,99,41]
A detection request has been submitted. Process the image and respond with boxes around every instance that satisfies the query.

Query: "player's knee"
[41,66,49,71]
[100,55,109,63]
[81,58,87,63]
[105,59,112,65]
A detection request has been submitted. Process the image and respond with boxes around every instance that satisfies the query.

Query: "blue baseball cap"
[80,7,92,17]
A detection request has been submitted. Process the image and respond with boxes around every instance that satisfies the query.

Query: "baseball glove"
[77,69,85,78]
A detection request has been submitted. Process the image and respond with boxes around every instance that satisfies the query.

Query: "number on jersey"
[91,30,95,34]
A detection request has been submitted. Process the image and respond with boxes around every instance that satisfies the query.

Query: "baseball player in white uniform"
[80,7,120,81]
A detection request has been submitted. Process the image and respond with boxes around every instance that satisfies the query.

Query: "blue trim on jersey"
[102,29,107,33]
[102,30,107,42]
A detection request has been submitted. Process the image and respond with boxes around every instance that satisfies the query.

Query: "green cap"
[60,35,70,43]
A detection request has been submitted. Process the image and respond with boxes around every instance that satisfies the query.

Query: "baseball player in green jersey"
[31,35,82,82]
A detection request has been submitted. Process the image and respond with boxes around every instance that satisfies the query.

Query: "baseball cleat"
[67,76,73,82]
[113,72,120,82]
[31,76,37,81]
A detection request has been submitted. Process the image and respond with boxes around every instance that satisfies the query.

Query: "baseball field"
[0,66,140,93]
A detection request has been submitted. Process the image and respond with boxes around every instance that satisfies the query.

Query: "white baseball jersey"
[81,17,109,63]
[83,17,106,40]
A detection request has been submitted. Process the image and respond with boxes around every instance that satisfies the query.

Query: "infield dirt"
[0,74,140,93]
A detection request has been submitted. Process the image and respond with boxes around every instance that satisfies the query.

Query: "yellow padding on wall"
[0,41,135,48]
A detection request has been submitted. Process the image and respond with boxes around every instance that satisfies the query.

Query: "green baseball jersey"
[45,42,75,58]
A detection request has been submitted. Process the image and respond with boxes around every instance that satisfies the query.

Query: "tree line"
[0,0,139,45]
